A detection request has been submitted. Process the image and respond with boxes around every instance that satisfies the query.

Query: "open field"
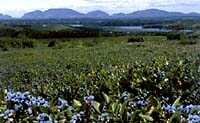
[0,23,199,122]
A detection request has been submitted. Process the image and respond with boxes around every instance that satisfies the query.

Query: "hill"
[0,14,12,19]
[3,8,200,19]
[86,10,110,18]
[22,8,84,19]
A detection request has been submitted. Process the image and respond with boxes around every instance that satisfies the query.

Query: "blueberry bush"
[0,36,199,122]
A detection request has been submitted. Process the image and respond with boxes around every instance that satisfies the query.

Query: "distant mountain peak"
[43,8,84,18]
[86,10,110,18]
[112,13,127,18]
[22,10,44,19]
[0,13,12,19]
[144,8,167,11]
[89,10,107,13]
[22,8,84,19]
[188,12,200,16]
[127,8,184,18]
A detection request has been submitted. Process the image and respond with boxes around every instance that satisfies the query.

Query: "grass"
[30,25,78,32]
[0,35,199,68]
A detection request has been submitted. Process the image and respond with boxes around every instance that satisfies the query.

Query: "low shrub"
[2,47,9,51]
[22,40,34,48]
[179,39,198,45]
[167,32,182,40]
[83,39,99,47]
[128,37,145,43]
[48,40,56,47]
[0,43,9,51]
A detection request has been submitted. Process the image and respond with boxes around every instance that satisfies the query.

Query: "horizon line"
[0,8,198,18]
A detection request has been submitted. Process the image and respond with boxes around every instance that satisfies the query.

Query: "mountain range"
[22,9,110,19]
[0,14,12,19]
[1,8,200,20]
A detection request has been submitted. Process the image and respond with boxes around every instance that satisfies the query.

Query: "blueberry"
[91,107,95,112]
[171,106,176,111]
[84,95,95,105]
[106,116,110,120]
[27,108,32,115]
[102,113,107,117]
[84,97,88,103]
[68,106,74,111]
[197,105,200,110]
[40,113,49,117]
[23,91,30,96]
[37,113,49,121]
[102,105,107,111]
[128,101,136,106]
[58,105,62,109]
[177,105,184,111]
[71,115,77,120]
[43,102,50,108]
[98,115,101,121]
[14,104,22,110]
[89,95,94,100]
[79,111,85,115]
[4,110,14,115]
[3,115,8,120]
[127,112,131,117]
[137,100,148,106]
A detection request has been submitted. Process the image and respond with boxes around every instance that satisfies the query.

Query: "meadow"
[0,24,199,122]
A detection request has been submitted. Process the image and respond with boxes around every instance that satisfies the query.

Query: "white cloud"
[0,0,199,17]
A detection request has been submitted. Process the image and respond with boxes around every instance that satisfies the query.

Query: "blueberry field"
[0,35,200,123]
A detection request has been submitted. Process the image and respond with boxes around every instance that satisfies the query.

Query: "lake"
[71,25,195,33]
[100,26,197,33]
[100,26,172,32]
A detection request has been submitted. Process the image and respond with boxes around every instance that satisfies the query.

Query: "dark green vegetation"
[2,15,200,26]
[0,22,199,122]
[0,24,103,39]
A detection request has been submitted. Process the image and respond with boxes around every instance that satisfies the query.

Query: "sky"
[0,0,200,17]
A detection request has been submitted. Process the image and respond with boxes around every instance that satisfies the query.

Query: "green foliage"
[0,35,199,122]
[2,47,9,51]
[48,40,56,47]
[22,40,34,48]
[167,32,182,40]
[128,36,145,43]
[0,38,35,49]
[166,31,199,45]
[179,39,198,45]
[179,32,200,45]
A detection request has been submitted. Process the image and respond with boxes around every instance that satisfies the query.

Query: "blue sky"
[0,0,200,17]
